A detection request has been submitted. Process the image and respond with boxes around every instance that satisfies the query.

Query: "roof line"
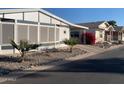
[0,8,88,29]
[40,9,89,29]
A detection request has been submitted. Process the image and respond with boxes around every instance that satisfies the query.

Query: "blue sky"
[45,8,124,26]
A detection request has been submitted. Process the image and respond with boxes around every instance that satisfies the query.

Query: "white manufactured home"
[0,8,88,54]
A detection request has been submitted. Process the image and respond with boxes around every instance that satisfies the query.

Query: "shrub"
[10,40,41,62]
[63,38,79,53]
[82,32,95,44]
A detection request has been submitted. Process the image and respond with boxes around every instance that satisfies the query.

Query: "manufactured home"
[0,8,88,54]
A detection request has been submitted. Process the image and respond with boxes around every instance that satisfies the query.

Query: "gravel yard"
[0,47,87,75]
[94,41,124,49]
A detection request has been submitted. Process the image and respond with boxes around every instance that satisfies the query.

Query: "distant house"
[0,8,88,54]
[71,21,122,44]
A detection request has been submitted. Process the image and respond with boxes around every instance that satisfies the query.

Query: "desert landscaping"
[0,41,123,81]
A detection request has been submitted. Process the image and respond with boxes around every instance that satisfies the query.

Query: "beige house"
[71,21,119,44]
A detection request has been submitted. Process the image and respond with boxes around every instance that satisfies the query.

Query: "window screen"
[17,25,28,42]
[29,26,38,44]
[2,24,14,44]
[49,27,55,42]
[40,27,48,42]
[0,24,2,44]
[56,28,59,41]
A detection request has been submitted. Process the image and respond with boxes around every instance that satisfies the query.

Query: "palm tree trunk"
[21,52,25,62]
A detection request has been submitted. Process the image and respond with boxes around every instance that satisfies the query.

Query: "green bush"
[10,40,41,62]
[63,38,79,52]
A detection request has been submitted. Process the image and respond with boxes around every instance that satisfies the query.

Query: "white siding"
[51,18,60,24]
[61,22,68,26]
[59,27,70,41]
[4,13,23,20]
[40,13,50,23]
[24,12,38,22]
[122,33,124,41]
[0,14,3,18]
[95,30,105,43]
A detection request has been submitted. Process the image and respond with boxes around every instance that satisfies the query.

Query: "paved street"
[3,46,124,84]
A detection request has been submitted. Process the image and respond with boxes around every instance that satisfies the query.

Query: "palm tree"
[10,40,41,62]
[107,20,117,27]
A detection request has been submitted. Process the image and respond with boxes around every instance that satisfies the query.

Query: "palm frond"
[10,40,19,50]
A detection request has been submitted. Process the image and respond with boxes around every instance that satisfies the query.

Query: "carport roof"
[77,21,105,29]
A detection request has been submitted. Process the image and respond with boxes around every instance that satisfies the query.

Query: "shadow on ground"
[2,57,124,83]
[44,58,124,74]
[0,55,35,63]
[3,57,124,84]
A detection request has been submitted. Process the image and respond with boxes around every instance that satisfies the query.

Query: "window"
[99,32,103,38]
[56,28,59,41]
[29,26,38,44]
[49,27,55,42]
[2,24,14,44]
[17,25,28,42]
[40,27,48,42]
[71,31,79,38]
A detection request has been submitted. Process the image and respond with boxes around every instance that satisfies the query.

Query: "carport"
[70,25,89,44]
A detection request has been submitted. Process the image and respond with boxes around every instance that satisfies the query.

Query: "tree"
[63,38,79,53]
[107,20,117,27]
[10,40,41,62]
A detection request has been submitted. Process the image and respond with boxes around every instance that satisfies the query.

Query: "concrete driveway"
[3,46,124,84]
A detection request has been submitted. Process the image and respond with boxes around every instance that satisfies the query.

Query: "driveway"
[3,46,124,84]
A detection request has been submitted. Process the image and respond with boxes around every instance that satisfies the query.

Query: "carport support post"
[83,30,86,44]
[111,30,113,41]
[13,20,17,54]
[54,24,57,48]
[0,21,1,51]
[121,31,123,41]
[109,30,111,42]
[38,12,40,50]
[37,22,40,50]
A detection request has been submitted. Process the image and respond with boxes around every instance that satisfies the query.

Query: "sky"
[45,8,124,26]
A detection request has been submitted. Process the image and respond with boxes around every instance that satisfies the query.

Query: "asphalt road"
[3,46,124,84]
